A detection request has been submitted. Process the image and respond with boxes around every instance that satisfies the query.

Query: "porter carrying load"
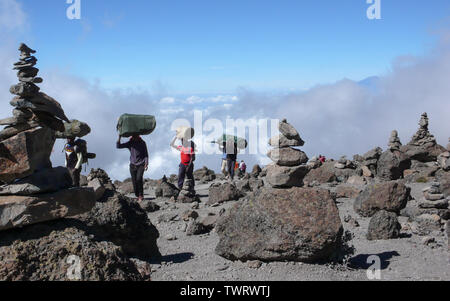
[213,134,248,150]
[117,114,156,137]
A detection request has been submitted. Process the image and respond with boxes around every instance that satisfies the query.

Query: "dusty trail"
[139,180,450,281]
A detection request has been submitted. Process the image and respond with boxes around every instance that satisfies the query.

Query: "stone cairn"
[420,182,449,210]
[0,44,96,232]
[409,113,435,147]
[177,178,199,203]
[266,119,309,188]
[0,44,70,141]
[388,130,402,151]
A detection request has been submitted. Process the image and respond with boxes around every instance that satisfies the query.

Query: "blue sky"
[14,0,450,94]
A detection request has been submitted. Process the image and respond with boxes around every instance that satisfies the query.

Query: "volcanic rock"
[366,210,401,240]
[354,181,411,217]
[215,187,343,263]
[0,167,72,196]
[0,127,55,183]
[0,187,96,232]
[266,164,309,188]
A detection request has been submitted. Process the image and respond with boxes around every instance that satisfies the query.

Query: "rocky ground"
[131,179,449,281]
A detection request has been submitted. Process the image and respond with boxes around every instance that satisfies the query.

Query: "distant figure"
[171,136,196,189]
[319,155,326,163]
[117,135,149,201]
[219,142,228,177]
[64,137,83,187]
[226,140,238,180]
[239,160,247,173]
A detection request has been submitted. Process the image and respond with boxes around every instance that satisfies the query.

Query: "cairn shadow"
[348,251,401,270]
[149,252,195,265]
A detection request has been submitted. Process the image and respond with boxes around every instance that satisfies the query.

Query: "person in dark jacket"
[225,140,238,180]
[64,137,83,187]
[117,134,148,201]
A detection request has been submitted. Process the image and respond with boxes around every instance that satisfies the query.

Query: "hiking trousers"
[221,159,228,176]
[130,163,145,198]
[68,167,81,187]
[227,159,236,180]
[178,163,194,189]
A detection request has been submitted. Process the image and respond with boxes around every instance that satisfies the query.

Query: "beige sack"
[176,126,195,140]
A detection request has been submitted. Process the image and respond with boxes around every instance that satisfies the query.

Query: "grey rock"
[0,187,96,232]
[266,164,309,188]
[366,210,401,240]
[0,167,72,196]
[354,181,411,217]
[215,187,343,263]
[267,147,308,166]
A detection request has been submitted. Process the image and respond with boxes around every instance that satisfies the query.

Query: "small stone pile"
[177,179,199,203]
[377,130,410,180]
[360,147,383,177]
[388,130,402,151]
[0,44,96,232]
[155,176,179,199]
[401,113,446,162]
[266,119,309,188]
[419,182,449,210]
[334,156,355,169]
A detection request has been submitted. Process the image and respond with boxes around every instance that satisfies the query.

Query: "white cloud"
[1,4,449,181]
[0,0,27,32]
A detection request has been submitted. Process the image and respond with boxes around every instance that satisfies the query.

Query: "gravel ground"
[140,180,450,281]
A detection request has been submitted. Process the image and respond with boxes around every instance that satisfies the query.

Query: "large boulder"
[0,187,96,232]
[266,164,309,188]
[0,223,149,281]
[366,210,401,240]
[0,127,55,183]
[207,182,243,205]
[267,147,308,166]
[215,187,343,263]
[0,167,72,196]
[354,181,410,217]
[376,150,411,180]
[75,193,160,260]
[303,161,337,185]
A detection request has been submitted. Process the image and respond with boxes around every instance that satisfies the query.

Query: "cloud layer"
[0,1,449,181]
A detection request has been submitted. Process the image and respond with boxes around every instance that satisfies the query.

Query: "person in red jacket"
[171,136,196,189]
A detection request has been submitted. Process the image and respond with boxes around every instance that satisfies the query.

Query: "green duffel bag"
[117,114,156,137]
[214,134,248,150]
